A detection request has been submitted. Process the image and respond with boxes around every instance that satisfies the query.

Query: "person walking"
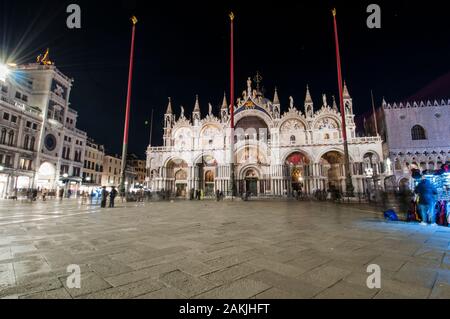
[109,186,118,208]
[100,187,108,208]
[414,177,438,226]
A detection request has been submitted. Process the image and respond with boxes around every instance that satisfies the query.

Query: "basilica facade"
[146,78,385,197]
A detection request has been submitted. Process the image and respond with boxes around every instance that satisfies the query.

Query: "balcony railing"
[0,94,41,117]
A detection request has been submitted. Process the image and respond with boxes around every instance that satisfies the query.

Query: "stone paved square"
[0,199,449,299]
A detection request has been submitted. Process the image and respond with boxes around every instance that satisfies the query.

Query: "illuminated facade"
[382,99,450,190]
[0,60,88,197]
[147,78,385,197]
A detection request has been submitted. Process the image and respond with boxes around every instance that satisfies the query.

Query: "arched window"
[30,137,35,151]
[23,135,30,150]
[8,130,14,146]
[290,135,296,144]
[0,128,6,144]
[411,125,426,140]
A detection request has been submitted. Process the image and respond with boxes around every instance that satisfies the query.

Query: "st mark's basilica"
[146,77,385,198]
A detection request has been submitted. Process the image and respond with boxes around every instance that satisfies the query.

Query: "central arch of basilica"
[147,78,384,197]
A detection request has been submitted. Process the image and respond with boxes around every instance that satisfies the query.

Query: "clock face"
[44,134,57,151]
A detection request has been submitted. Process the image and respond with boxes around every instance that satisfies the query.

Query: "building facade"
[83,138,105,186]
[147,78,385,198]
[0,58,87,198]
[102,155,122,188]
[127,154,146,187]
[382,98,450,190]
[101,154,137,189]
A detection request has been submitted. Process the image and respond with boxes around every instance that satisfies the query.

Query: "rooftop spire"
[332,95,338,110]
[221,92,228,109]
[273,87,280,105]
[166,97,173,114]
[343,81,350,98]
[305,85,312,104]
[194,94,200,112]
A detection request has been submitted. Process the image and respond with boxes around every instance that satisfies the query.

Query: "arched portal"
[243,168,259,196]
[195,155,218,197]
[166,158,188,197]
[37,162,56,190]
[285,152,310,192]
[320,151,345,192]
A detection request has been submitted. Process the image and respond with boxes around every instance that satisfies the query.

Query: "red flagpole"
[120,16,138,194]
[229,12,236,197]
[332,8,354,196]
[332,9,347,142]
[229,12,235,129]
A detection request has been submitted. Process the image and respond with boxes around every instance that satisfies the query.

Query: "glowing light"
[63,173,69,178]
[0,165,4,172]
[0,64,10,82]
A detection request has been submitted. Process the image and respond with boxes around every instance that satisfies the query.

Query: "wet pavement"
[0,198,449,299]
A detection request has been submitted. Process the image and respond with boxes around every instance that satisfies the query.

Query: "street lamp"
[63,173,69,178]
[0,165,4,172]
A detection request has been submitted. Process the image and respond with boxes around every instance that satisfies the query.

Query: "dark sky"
[1,0,450,157]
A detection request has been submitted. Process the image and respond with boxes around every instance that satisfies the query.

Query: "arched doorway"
[166,158,188,197]
[37,162,56,190]
[196,155,218,196]
[285,152,310,192]
[320,151,345,192]
[174,169,188,197]
[244,169,259,196]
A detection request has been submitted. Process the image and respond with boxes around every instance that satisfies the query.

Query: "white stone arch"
[234,109,273,129]
[163,156,189,168]
[199,123,223,148]
[172,126,193,150]
[238,165,262,180]
[279,116,308,131]
[361,150,382,163]
[38,162,56,177]
[193,153,219,166]
[234,143,269,166]
[281,148,313,165]
[312,115,341,130]
[315,148,354,163]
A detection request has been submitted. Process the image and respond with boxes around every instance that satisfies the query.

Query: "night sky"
[1,0,450,157]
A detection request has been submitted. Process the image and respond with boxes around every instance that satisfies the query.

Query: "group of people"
[99,186,118,208]
[413,177,449,226]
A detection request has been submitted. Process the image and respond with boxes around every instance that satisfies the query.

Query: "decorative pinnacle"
[332,8,336,17]
[229,12,235,21]
[131,16,138,25]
